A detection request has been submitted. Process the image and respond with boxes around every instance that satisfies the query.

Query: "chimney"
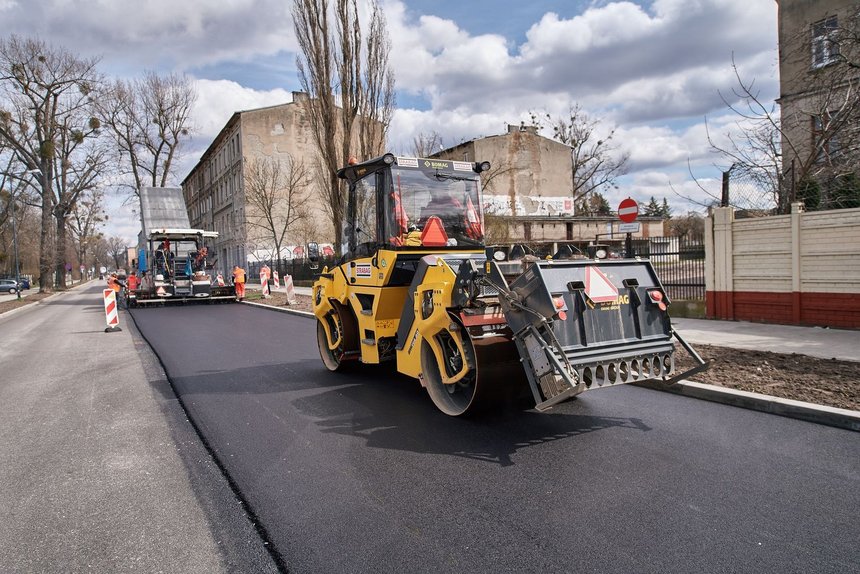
[292,91,309,103]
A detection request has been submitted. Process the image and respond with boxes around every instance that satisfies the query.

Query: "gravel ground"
[5,290,857,411]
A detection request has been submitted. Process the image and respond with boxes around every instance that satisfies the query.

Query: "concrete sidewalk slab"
[0,283,277,573]
[672,317,860,363]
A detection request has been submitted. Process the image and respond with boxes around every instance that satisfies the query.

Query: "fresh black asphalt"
[130,303,860,574]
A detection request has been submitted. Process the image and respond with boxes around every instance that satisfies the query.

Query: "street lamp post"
[11,188,21,300]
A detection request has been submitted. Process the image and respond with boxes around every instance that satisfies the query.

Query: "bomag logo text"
[423,160,450,169]
[588,294,630,310]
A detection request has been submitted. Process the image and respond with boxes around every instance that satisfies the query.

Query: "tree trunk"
[55,211,69,289]
[39,186,54,293]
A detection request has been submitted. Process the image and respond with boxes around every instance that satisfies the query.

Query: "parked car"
[0,279,19,294]
[18,278,30,290]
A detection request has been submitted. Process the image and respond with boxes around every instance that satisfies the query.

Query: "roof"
[139,187,191,236]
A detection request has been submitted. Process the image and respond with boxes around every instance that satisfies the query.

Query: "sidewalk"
[667,317,860,431]
[672,317,860,363]
[0,283,277,573]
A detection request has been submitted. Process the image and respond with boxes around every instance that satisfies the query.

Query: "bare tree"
[667,211,705,241]
[709,11,860,212]
[243,155,310,275]
[51,113,110,288]
[411,131,444,158]
[292,0,395,252]
[0,35,106,292]
[97,71,196,196]
[68,187,106,280]
[106,235,128,270]
[530,105,629,203]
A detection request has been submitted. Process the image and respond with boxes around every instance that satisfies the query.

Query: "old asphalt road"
[0,283,278,573]
[128,301,859,573]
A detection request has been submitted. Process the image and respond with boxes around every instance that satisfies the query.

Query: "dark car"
[0,279,19,294]
[18,278,30,290]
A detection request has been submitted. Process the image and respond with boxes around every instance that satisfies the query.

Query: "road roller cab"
[312,153,710,416]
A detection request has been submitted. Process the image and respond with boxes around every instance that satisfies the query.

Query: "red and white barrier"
[272,270,280,288]
[103,289,122,332]
[284,274,296,305]
[260,271,270,297]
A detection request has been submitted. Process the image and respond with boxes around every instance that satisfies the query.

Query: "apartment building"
[181,92,329,274]
[431,125,663,251]
[776,0,860,206]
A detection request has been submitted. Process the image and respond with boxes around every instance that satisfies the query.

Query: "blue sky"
[1,0,779,243]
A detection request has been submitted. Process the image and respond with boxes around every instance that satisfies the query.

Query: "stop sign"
[618,197,639,223]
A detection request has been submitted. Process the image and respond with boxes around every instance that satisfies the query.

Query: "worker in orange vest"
[107,273,121,293]
[107,273,126,308]
[126,271,141,291]
[232,265,246,301]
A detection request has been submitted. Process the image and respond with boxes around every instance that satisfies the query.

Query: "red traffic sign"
[618,197,639,223]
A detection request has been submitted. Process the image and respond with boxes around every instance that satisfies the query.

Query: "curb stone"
[635,380,860,432]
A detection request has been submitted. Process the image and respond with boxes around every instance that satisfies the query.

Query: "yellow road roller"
[312,154,709,416]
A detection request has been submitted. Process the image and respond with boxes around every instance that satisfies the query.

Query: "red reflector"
[649,290,663,302]
[558,310,567,321]
[658,302,667,312]
[554,297,565,309]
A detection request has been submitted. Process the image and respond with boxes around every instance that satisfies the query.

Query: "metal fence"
[629,237,705,301]
[248,241,706,300]
[248,257,337,284]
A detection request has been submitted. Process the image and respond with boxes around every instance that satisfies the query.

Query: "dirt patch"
[674,343,860,411]
[244,290,314,313]
[0,292,54,315]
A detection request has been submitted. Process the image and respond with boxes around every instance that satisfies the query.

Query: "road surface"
[129,302,860,574]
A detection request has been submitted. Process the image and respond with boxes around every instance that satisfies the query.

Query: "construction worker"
[107,272,126,309]
[193,245,209,272]
[232,265,246,301]
[107,273,121,293]
[126,270,141,292]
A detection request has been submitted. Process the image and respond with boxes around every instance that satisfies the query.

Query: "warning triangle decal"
[585,266,619,303]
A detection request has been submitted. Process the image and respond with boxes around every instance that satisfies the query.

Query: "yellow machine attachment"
[312,154,710,416]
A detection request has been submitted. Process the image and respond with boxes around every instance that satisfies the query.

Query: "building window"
[566,221,573,240]
[523,222,532,241]
[811,15,839,69]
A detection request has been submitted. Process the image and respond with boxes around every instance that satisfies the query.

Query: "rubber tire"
[420,336,479,416]
[317,318,348,372]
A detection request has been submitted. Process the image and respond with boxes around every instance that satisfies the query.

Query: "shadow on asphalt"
[164,358,652,468]
[302,373,652,467]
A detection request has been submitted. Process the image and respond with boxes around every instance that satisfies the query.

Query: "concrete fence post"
[790,202,804,323]
[706,207,735,320]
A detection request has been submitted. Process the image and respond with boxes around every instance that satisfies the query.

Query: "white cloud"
[3,0,296,74]
[385,0,777,124]
[1,0,782,239]
[191,79,294,141]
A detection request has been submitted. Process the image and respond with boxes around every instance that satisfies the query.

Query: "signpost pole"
[617,197,640,258]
